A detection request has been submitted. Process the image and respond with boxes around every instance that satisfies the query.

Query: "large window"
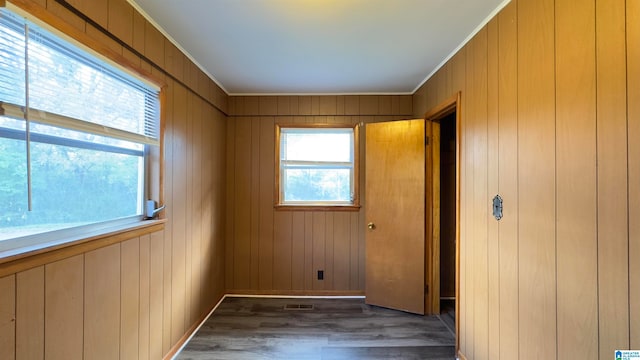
[275,124,359,209]
[0,7,160,247]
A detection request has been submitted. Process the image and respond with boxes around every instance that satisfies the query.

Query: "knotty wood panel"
[16,266,44,360]
[555,0,598,359]
[45,255,84,360]
[596,0,630,357]
[628,0,640,348]
[0,275,15,360]
[497,3,519,359]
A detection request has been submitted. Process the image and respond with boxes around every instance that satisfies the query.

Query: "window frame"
[274,123,360,211]
[0,2,166,258]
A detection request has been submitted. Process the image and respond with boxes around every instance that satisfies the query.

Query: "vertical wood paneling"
[171,84,188,344]
[149,232,164,360]
[349,212,360,290]
[304,212,314,290]
[517,0,557,359]
[324,213,335,289]
[184,95,194,328]
[472,28,489,360]
[84,244,121,360]
[497,3,519,359]
[190,100,203,323]
[121,238,140,360]
[486,17,500,360]
[596,0,630,356]
[628,0,640,348]
[3,2,227,360]
[250,117,261,289]
[0,275,15,360]
[463,36,476,359]
[333,212,350,290]
[16,267,44,360]
[555,0,598,359]
[45,255,84,360]
[312,213,326,290]
[291,212,305,290]
[162,80,174,356]
[226,117,236,290]
[273,211,293,290]
[139,235,151,360]
[259,117,275,290]
[234,118,252,289]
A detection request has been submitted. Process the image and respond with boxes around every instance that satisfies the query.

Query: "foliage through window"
[276,125,359,208]
[0,7,160,244]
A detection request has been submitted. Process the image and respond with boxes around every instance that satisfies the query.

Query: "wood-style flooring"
[176,297,456,360]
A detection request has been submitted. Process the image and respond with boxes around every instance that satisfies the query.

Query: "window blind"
[0,8,160,145]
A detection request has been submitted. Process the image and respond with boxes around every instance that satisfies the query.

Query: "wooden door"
[365,119,425,315]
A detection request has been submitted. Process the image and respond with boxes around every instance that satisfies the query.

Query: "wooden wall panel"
[596,0,630,357]
[517,0,557,359]
[45,255,84,360]
[226,98,411,294]
[149,232,164,360]
[497,3,519,359]
[413,0,635,359]
[16,267,44,360]
[138,234,150,360]
[120,238,140,360]
[470,28,489,360]
[2,1,228,359]
[486,17,500,360]
[628,0,640,348]
[0,275,15,360]
[555,0,598,359]
[84,244,121,360]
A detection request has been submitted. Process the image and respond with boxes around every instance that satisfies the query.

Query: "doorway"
[423,93,461,350]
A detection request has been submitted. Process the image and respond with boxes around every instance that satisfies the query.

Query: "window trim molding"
[274,123,361,211]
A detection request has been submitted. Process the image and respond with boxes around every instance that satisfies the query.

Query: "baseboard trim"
[457,350,468,360]
[226,289,365,297]
[164,291,366,359]
[164,294,226,360]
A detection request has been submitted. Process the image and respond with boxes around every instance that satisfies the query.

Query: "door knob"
[367,222,376,230]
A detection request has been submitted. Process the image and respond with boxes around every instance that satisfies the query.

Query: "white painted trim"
[126,0,230,94]
[411,0,512,94]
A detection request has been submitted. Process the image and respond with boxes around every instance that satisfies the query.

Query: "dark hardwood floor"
[176,297,456,360]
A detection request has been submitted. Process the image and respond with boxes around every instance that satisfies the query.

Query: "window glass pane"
[283,168,351,202]
[0,135,144,241]
[282,129,352,162]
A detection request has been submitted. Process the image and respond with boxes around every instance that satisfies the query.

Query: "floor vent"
[283,304,314,311]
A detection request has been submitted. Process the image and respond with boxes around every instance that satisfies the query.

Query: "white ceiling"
[128,0,509,95]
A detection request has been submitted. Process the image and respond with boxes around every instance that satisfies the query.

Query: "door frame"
[424,92,461,349]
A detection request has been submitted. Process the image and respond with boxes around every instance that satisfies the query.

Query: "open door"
[365,119,425,315]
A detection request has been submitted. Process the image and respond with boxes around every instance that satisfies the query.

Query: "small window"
[0,7,160,249]
[275,124,360,209]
